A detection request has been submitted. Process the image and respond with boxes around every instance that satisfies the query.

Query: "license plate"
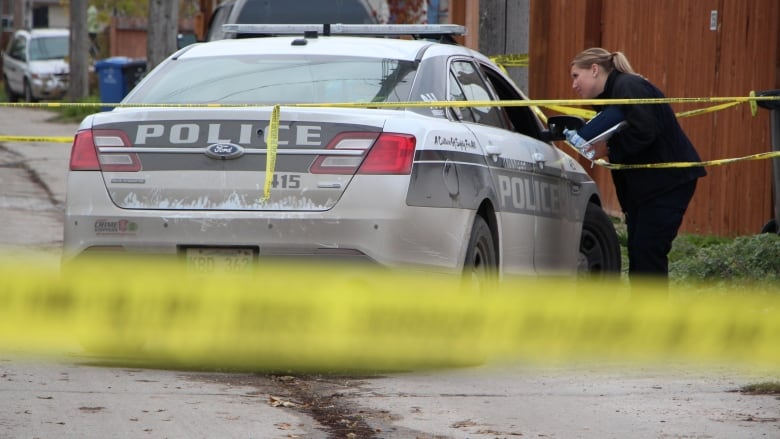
[185,248,255,274]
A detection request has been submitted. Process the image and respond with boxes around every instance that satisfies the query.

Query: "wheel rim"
[465,227,495,293]
[578,228,605,273]
[470,239,489,281]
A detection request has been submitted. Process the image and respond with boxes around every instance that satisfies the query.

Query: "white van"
[2,28,69,102]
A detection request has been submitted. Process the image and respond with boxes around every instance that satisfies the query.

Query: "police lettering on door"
[497,174,562,217]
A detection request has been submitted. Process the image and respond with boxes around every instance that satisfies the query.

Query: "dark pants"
[625,180,697,279]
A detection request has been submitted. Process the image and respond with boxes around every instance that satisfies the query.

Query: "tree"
[68,0,89,100]
[147,0,179,71]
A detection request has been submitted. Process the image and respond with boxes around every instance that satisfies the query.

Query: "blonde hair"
[571,48,637,75]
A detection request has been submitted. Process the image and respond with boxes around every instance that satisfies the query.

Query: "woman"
[569,48,706,280]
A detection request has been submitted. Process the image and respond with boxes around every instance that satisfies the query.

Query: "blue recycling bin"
[95,57,146,111]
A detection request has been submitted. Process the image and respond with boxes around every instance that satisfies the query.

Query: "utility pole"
[147,0,178,72]
[478,0,529,94]
[68,0,89,100]
[13,0,28,31]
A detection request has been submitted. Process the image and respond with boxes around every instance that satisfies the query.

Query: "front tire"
[4,76,18,102]
[23,79,35,102]
[578,202,622,276]
[463,215,498,292]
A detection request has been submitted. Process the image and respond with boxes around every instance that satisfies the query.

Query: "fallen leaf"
[269,396,297,408]
[452,419,477,428]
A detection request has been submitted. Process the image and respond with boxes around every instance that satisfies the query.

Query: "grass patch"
[740,381,780,395]
[670,233,780,284]
[46,96,103,123]
[670,233,732,258]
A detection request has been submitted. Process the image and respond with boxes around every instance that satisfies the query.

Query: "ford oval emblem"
[205,143,245,160]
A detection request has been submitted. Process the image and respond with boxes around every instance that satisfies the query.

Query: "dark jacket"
[598,70,706,212]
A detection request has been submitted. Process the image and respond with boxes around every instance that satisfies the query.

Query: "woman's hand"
[584,141,609,160]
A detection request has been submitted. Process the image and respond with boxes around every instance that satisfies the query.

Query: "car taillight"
[309,132,416,175]
[69,129,141,172]
[357,133,416,175]
[69,130,100,170]
[309,132,379,174]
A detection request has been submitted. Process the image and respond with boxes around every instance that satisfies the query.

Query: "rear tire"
[463,215,498,292]
[578,202,622,276]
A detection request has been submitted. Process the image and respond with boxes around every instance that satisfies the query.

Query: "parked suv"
[2,28,69,102]
[206,0,380,41]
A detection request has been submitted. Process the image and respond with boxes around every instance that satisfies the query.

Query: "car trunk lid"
[72,107,414,211]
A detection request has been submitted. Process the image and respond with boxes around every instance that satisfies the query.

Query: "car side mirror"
[541,115,585,141]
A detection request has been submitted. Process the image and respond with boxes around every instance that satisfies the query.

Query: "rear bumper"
[64,173,475,273]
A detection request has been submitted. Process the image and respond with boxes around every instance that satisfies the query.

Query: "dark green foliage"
[48,97,102,123]
[740,381,780,395]
[670,233,780,283]
[669,233,731,264]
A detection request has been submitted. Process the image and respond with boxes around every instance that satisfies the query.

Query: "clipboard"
[579,121,628,149]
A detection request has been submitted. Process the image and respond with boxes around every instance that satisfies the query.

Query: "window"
[10,36,26,61]
[448,71,477,122]
[28,36,69,61]
[478,64,542,139]
[127,55,417,105]
[449,60,506,129]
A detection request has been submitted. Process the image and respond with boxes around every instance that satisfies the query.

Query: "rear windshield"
[29,36,69,61]
[126,55,417,104]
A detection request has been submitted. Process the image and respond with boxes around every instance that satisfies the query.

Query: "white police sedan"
[64,24,620,281]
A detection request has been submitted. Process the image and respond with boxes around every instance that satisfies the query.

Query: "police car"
[63,24,621,280]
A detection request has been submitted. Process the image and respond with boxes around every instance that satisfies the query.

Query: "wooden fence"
[528,0,779,236]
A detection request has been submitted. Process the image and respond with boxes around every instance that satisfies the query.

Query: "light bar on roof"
[222,23,467,37]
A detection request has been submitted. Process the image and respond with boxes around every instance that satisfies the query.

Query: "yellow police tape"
[490,54,529,68]
[2,94,778,110]
[596,150,780,170]
[545,100,746,121]
[0,135,74,143]
[261,104,280,202]
[1,256,778,371]
[2,94,780,178]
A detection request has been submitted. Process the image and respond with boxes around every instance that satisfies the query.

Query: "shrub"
[670,233,780,284]
[669,233,731,264]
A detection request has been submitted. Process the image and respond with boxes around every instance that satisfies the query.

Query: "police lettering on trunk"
[131,122,324,147]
